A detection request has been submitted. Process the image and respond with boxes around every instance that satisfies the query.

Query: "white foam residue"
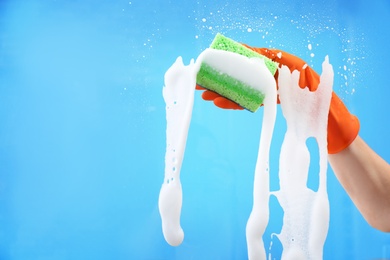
[275,56,333,259]
[245,87,276,260]
[199,49,278,260]
[160,48,333,260]
[159,56,197,246]
[198,49,276,95]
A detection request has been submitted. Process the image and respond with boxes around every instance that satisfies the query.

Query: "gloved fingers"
[299,65,320,91]
[257,47,320,91]
[214,97,244,110]
[201,90,221,101]
[243,44,310,78]
[242,45,273,59]
[196,85,206,90]
[199,88,245,110]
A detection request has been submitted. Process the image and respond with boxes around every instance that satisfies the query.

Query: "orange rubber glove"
[196,45,360,154]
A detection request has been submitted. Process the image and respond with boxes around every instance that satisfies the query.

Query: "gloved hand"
[196,45,360,154]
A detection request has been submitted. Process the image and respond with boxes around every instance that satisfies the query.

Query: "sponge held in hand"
[196,33,278,112]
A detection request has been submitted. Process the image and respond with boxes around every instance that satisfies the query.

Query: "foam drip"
[159,49,333,259]
[159,56,197,246]
[275,57,333,259]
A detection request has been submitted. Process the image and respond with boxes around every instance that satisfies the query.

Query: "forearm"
[328,135,390,232]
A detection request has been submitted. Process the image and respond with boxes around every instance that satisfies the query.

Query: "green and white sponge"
[196,33,278,112]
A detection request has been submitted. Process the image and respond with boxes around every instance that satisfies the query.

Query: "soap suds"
[159,50,333,259]
[159,49,277,251]
[275,57,333,259]
[159,56,197,246]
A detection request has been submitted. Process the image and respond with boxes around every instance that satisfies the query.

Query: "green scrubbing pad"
[196,33,279,112]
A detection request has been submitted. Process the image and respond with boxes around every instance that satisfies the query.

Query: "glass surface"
[0,0,390,259]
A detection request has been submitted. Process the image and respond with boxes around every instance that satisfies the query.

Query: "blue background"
[1,0,390,259]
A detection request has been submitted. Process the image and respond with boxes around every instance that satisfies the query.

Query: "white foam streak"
[159,49,276,248]
[198,48,275,93]
[159,56,197,246]
[246,67,277,260]
[159,49,334,259]
[276,56,333,259]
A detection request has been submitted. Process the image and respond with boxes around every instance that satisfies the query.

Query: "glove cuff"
[327,92,360,154]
